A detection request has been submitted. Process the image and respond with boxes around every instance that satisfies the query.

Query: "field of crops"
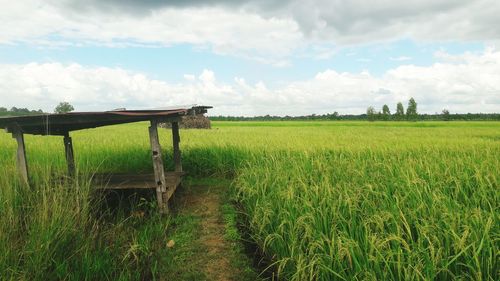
[0,121,499,280]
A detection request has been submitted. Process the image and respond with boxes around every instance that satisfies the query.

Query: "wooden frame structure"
[0,106,211,213]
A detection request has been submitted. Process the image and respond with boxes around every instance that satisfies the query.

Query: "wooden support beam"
[171,121,182,172]
[63,132,76,177]
[12,130,29,185]
[149,120,169,213]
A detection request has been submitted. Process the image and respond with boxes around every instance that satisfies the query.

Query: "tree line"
[0,102,74,117]
[2,102,499,121]
[212,97,499,121]
[0,107,44,117]
[366,97,418,121]
[211,97,499,121]
[209,112,500,121]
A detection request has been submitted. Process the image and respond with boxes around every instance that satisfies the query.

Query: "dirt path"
[165,180,260,281]
[177,185,233,280]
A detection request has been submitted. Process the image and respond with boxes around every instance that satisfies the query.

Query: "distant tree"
[442,109,450,121]
[395,102,405,120]
[208,112,500,122]
[366,106,377,122]
[406,98,418,121]
[0,107,6,112]
[382,104,391,120]
[54,102,74,114]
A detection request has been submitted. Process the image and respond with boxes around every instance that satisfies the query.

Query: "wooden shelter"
[0,105,211,213]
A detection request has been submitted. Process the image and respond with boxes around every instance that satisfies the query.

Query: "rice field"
[0,121,499,280]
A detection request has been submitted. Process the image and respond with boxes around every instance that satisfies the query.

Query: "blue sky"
[0,0,499,115]
[0,39,485,84]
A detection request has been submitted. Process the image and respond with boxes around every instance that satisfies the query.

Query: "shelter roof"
[0,105,211,135]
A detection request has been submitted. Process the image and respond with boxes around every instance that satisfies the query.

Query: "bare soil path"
[160,179,260,281]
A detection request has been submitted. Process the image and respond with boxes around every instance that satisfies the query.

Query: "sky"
[0,0,499,116]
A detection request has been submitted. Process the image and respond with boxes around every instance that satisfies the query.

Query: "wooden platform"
[93,171,185,190]
[0,106,214,213]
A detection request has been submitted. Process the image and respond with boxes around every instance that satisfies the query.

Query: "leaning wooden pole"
[171,121,182,172]
[63,132,76,177]
[149,120,169,213]
[12,129,29,185]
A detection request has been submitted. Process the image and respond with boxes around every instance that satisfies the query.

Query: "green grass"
[0,170,171,280]
[0,121,499,280]
[172,178,261,280]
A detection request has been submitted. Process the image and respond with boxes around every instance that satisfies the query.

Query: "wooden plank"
[95,174,154,189]
[63,132,76,176]
[163,173,182,202]
[149,120,168,213]
[12,130,29,185]
[92,172,185,190]
[171,121,182,172]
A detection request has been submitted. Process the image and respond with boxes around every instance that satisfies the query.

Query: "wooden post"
[171,121,182,172]
[149,120,168,213]
[12,130,29,185]
[63,132,76,177]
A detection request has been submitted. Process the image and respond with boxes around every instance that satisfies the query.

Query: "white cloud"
[0,62,239,113]
[264,0,500,45]
[0,49,499,115]
[49,0,500,45]
[183,74,196,81]
[1,0,499,62]
[0,0,302,65]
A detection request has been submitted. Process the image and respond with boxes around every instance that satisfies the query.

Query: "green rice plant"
[0,120,498,280]
[234,147,498,280]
